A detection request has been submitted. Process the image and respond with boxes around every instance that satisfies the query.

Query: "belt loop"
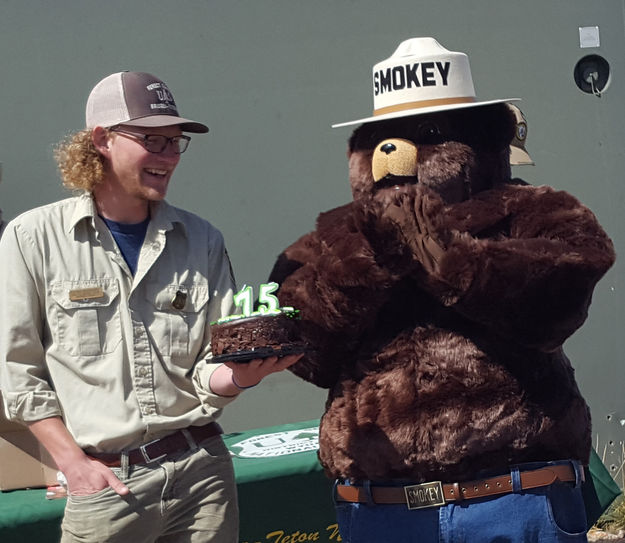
[511,466,522,493]
[120,451,129,479]
[571,460,584,488]
[181,428,198,451]
[363,480,376,506]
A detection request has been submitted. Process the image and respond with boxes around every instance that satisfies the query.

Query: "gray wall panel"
[1,0,623,479]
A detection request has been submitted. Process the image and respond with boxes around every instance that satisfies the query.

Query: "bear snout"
[372,138,419,186]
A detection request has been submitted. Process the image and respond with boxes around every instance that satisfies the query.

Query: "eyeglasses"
[110,127,191,154]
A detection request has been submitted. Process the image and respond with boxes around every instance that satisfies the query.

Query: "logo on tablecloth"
[229,426,319,458]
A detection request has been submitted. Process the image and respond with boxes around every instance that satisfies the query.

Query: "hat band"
[374,96,476,117]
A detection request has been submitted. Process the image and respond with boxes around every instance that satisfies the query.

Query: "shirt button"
[152,242,161,251]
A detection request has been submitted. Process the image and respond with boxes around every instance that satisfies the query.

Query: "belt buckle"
[139,438,167,464]
[404,481,446,510]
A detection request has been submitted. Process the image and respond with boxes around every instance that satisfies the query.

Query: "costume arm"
[272,205,399,333]
[269,206,399,387]
[409,184,615,350]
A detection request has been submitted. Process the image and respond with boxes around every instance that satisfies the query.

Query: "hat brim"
[510,145,535,166]
[332,98,520,128]
[122,115,209,133]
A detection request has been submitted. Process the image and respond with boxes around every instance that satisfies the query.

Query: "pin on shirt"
[171,290,187,310]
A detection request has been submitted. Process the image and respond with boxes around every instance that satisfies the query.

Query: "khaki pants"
[61,435,238,543]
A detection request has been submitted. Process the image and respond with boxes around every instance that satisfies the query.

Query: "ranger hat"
[333,37,518,128]
[86,71,208,133]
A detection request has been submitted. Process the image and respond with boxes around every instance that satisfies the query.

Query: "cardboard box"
[0,394,58,491]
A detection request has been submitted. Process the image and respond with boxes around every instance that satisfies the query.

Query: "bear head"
[346,103,516,206]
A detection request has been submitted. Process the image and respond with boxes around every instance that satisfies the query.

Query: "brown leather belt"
[88,422,223,467]
[335,464,580,510]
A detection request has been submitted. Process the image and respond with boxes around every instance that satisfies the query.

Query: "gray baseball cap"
[85,71,208,133]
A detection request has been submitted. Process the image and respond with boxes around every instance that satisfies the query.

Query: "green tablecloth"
[226,420,337,543]
[0,419,338,543]
[0,487,65,541]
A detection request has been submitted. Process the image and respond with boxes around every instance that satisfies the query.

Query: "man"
[0,71,299,542]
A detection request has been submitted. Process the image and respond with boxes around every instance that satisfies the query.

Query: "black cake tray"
[212,343,311,364]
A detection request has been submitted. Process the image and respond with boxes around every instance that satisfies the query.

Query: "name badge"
[404,481,445,510]
[69,287,105,301]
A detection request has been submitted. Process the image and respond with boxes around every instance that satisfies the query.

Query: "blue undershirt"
[101,216,150,275]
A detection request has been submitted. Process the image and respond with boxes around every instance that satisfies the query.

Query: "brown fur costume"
[269,103,615,483]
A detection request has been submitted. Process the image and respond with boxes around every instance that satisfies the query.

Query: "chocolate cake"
[210,309,308,362]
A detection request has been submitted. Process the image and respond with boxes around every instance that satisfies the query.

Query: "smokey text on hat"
[374,62,451,96]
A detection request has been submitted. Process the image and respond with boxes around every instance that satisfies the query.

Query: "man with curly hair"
[0,71,299,542]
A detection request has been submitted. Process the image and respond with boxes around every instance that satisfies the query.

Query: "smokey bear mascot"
[269,38,615,542]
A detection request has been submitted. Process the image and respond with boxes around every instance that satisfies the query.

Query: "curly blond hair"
[54,129,108,191]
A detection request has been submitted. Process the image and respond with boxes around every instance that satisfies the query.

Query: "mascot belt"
[335,464,579,510]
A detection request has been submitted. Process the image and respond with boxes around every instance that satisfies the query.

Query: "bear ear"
[454,103,517,151]
[348,124,374,153]
[484,103,517,149]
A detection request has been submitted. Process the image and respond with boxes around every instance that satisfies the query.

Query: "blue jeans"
[335,460,588,543]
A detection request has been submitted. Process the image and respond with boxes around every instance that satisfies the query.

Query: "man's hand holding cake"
[207,283,308,395]
[209,353,302,396]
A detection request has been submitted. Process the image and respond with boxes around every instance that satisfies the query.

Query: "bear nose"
[381,143,397,155]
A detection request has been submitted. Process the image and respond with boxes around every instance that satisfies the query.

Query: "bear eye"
[416,122,441,142]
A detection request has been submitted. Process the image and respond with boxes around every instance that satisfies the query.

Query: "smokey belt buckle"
[404,481,446,510]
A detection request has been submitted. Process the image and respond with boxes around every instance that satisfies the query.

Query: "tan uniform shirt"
[0,194,236,452]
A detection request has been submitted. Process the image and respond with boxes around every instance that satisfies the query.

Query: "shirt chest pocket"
[50,280,122,357]
[147,283,210,361]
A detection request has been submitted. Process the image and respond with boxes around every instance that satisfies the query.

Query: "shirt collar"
[148,200,188,237]
[67,193,188,237]
[67,193,97,233]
